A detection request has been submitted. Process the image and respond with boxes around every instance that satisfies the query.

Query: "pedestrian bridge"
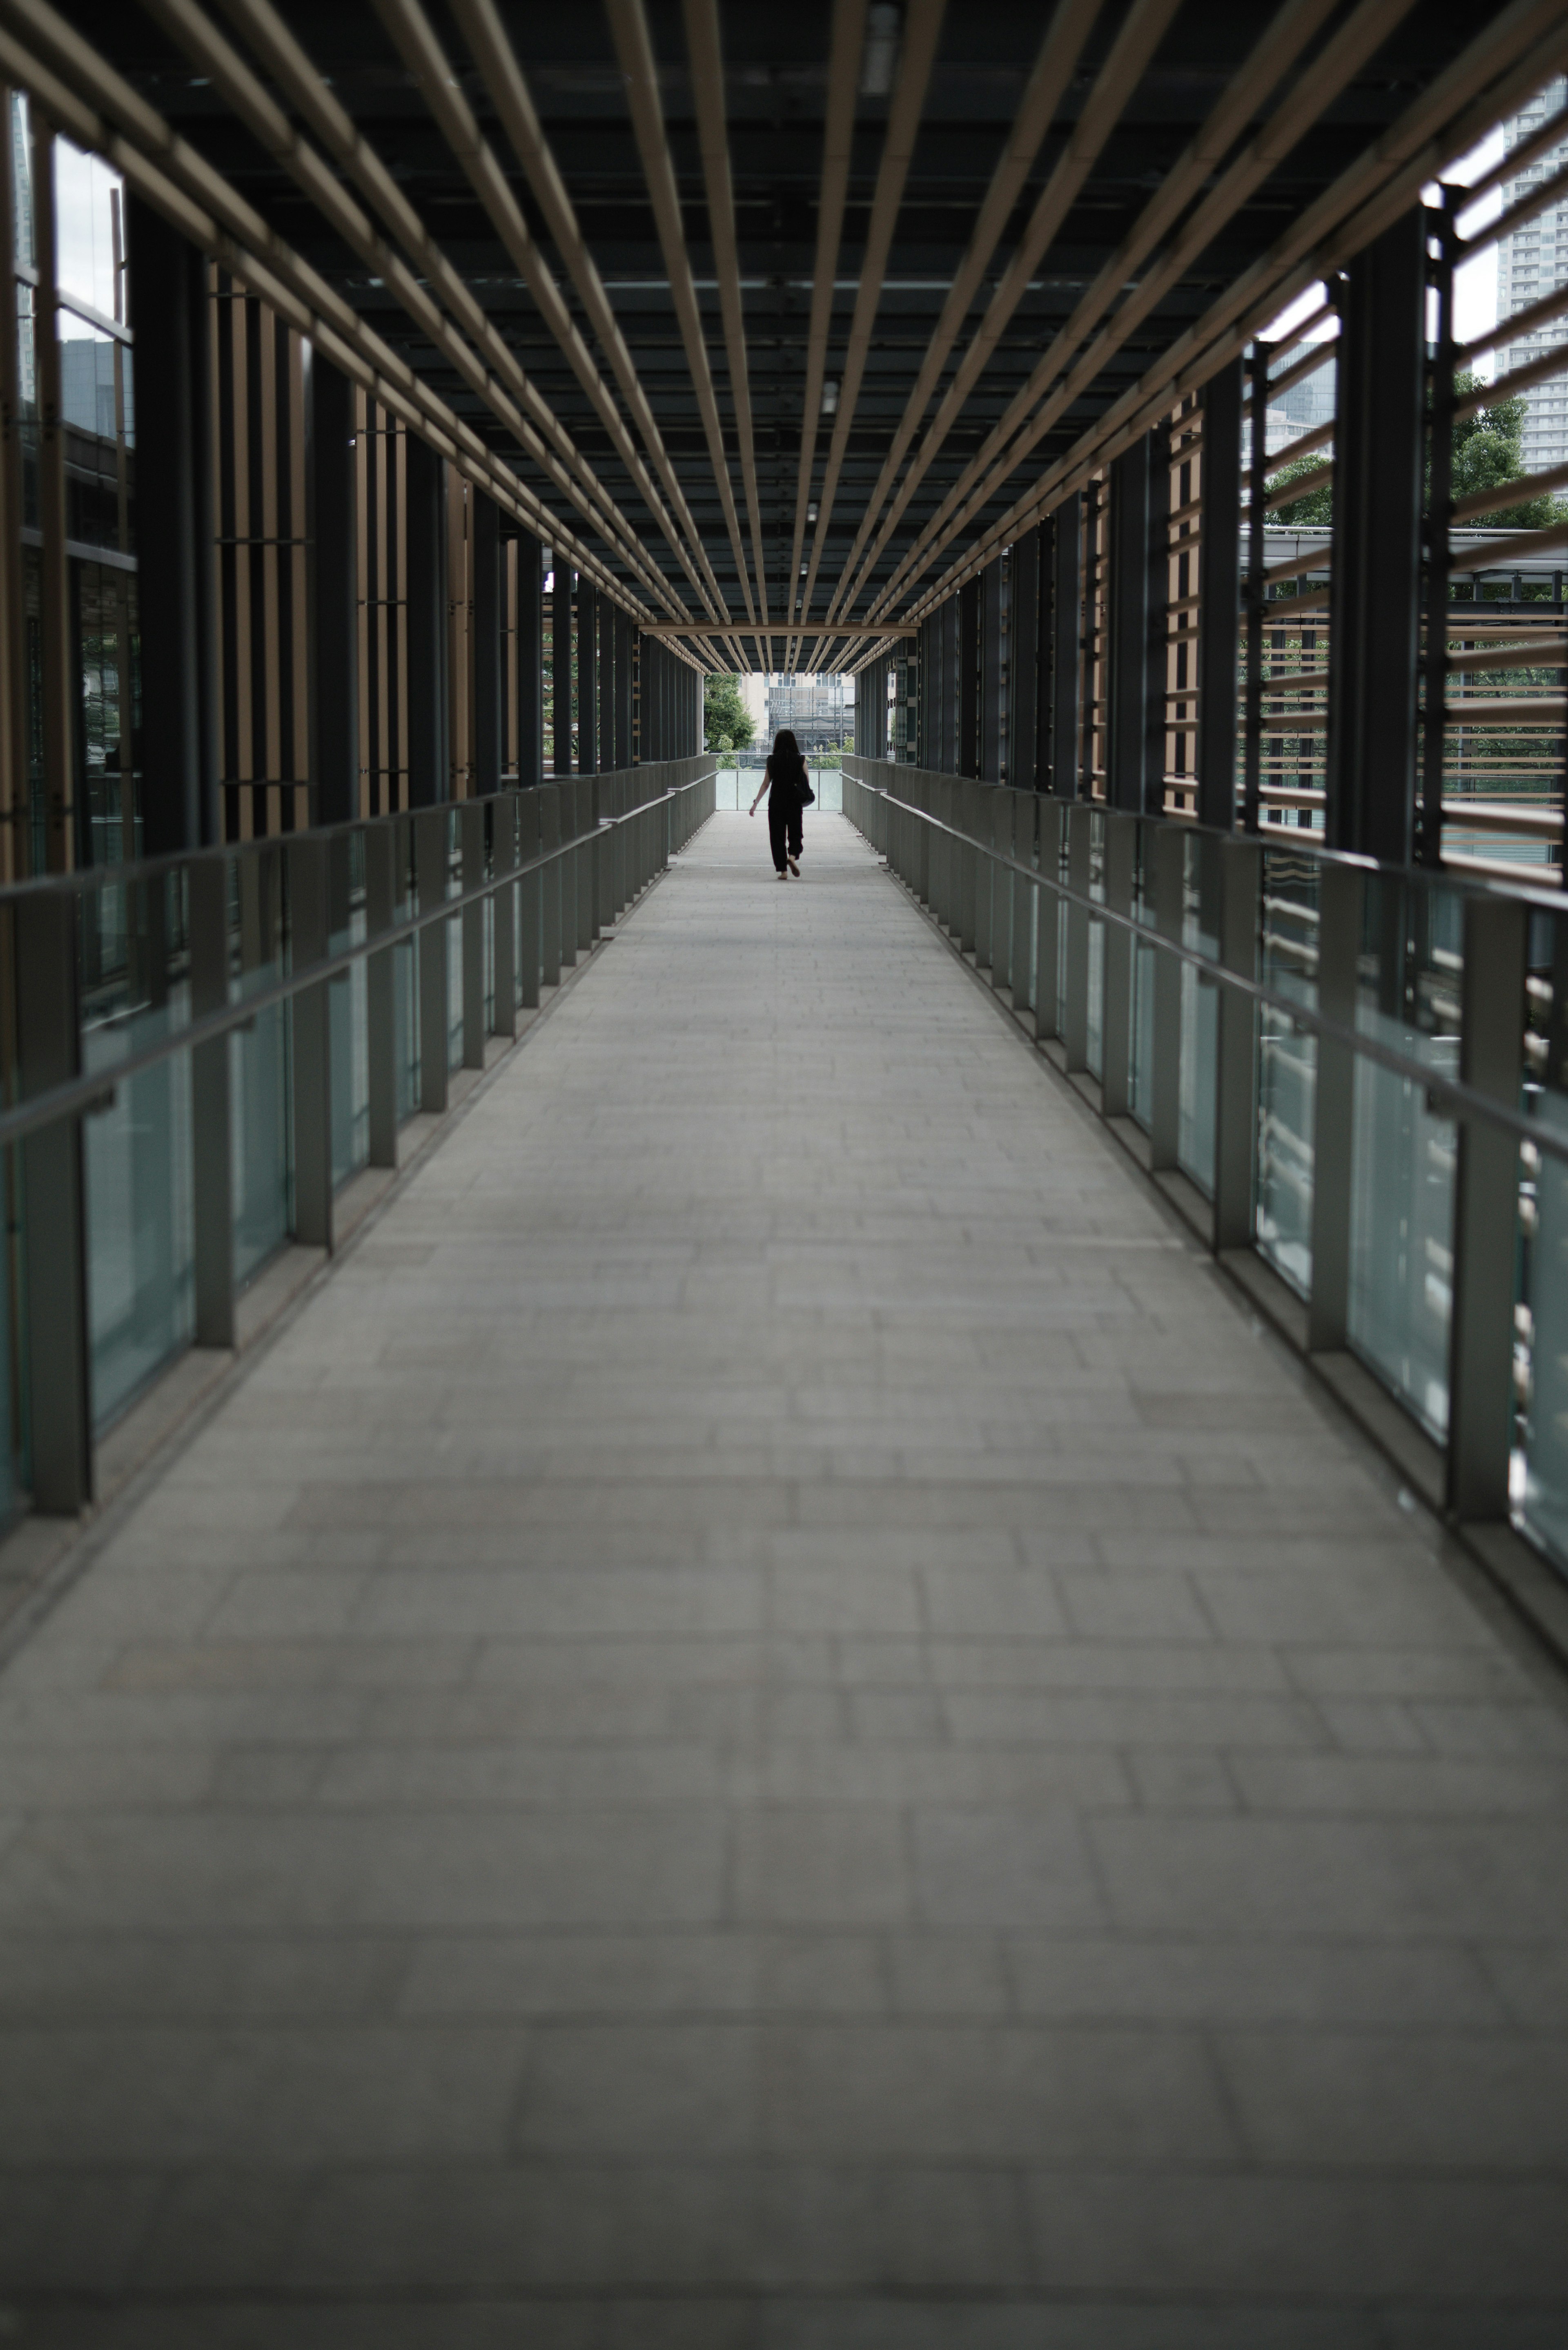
[3,796,1566,2343]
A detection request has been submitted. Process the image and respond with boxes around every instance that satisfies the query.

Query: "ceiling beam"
[0,0,657,620]
[641,622,915,637]
[156,0,685,616]
[905,0,1568,618]
[604,0,757,625]
[446,0,731,621]
[869,0,1414,620]
[784,0,868,672]
[794,0,947,629]
[822,0,1107,624]
[370,0,729,624]
[844,0,1186,618]
[683,0,769,627]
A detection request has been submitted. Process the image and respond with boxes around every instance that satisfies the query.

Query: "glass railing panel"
[1255,845,1319,1297]
[1347,872,1463,1440]
[1519,910,1568,1561]
[1130,823,1154,1132]
[329,833,369,1190]
[394,818,420,1121]
[1177,832,1218,1197]
[1086,811,1105,1080]
[0,1207,17,1527]
[80,869,195,1431]
[230,846,289,1289]
[447,831,464,1073]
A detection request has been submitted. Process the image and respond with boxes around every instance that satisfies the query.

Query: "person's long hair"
[770,728,808,788]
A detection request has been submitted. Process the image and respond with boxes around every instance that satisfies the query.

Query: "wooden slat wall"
[354,388,408,819]
[212,271,310,841]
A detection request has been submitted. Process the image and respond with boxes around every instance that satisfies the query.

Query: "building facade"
[765,673,848,754]
[1499,78,1568,477]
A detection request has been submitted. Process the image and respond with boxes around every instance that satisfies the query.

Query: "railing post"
[1149,821,1184,1171]
[461,802,486,1070]
[559,787,579,970]
[288,833,335,1248]
[519,789,542,1010]
[1306,861,1365,1349]
[541,785,562,987]
[1011,794,1032,1012]
[1101,810,1135,1117]
[1213,835,1261,1250]
[590,775,605,943]
[414,809,450,1114]
[365,821,399,1165]
[1063,803,1091,1071]
[1035,800,1061,1043]
[960,780,979,958]
[1447,892,1528,1522]
[578,780,595,953]
[976,785,994,974]
[17,891,92,1510]
[189,853,235,1348]
[492,795,517,1040]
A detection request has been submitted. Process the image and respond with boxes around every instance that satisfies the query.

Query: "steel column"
[405,436,448,806]
[1196,357,1243,830]
[1051,497,1081,799]
[1327,210,1428,865]
[126,196,217,853]
[515,535,544,790]
[310,352,359,826]
[471,491,503,799]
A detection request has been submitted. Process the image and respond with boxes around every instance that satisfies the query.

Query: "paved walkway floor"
[2,810,1568,2348]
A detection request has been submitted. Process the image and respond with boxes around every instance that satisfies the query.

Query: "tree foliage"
[1449,373,1563,528]
[1265,371,1566,531]
[703,672,755,752]
[1270,454,1332,526]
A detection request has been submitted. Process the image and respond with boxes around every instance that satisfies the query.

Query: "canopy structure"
[34,0,1561,681]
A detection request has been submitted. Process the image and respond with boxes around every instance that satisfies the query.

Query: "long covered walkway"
[2,813,1568,2342]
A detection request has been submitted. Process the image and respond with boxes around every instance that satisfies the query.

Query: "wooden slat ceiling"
[32,0,1568,669]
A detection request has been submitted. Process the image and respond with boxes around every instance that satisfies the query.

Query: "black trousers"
[768,796,803,872]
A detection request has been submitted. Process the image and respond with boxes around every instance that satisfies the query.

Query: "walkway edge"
[0,835,706,1674]
[862,834,1568,1690]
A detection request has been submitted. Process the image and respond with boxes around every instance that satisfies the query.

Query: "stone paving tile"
[1,812,1566,2333]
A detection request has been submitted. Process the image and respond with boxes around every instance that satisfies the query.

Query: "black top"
[766,754,808,803]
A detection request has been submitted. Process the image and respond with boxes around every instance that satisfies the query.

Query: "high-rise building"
[1497,78,1568,477]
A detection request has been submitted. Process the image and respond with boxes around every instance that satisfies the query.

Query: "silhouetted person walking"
[749,727,813,879]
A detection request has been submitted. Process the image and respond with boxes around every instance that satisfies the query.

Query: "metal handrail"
[0,771,715,1153]
[843,767,1567,1168]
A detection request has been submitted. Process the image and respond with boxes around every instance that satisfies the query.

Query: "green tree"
[1267,373,1567,531]
[703,672,754,751]
[1269,451,1333,526]
[1449,372,1564,528]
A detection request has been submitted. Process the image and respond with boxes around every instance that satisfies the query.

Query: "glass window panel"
[10,93,33,272]
[53,137,124,321]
